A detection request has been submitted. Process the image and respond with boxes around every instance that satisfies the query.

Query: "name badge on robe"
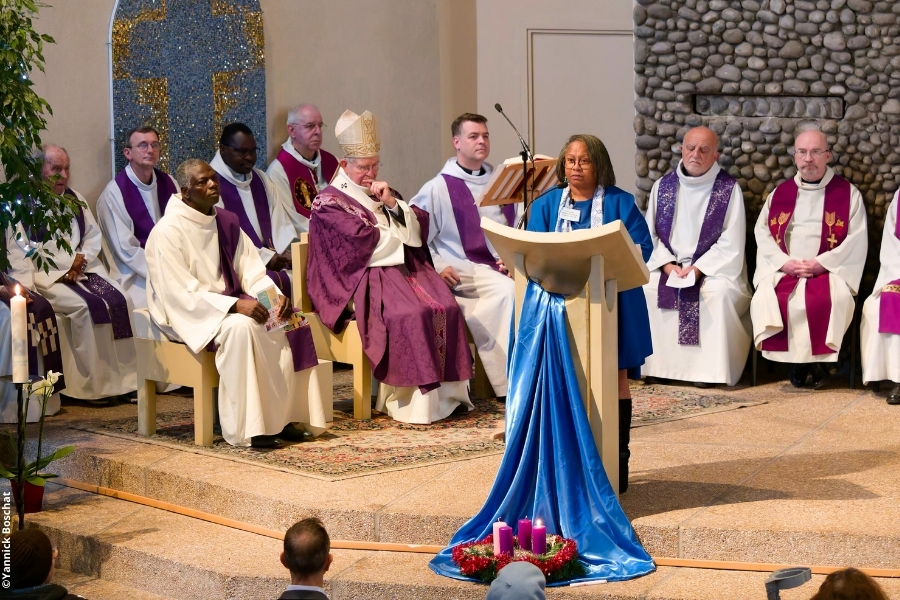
[559,207,581,222]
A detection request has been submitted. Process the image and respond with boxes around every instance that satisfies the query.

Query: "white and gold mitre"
[335,109,380,158]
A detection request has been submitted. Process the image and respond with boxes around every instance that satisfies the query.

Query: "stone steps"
[28,485,900,600]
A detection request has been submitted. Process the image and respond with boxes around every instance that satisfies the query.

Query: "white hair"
[287,103,320,125]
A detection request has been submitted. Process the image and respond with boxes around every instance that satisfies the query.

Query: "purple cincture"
[114,168,177,248]
[442,174,501,272]
[655,169,735,345]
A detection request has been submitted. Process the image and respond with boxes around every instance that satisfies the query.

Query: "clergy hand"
[276,294,291,319]
[232,299,269,325]
[370,181,396,209]
[662,263,682,277]
[440,266,461,288]
[266,253,291,271]
[803,259,827,277]
[496,259,510,277]
[781,259,806,278]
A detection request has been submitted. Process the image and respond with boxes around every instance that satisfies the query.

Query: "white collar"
[675,160,720,188]
[438,157,494,184]
[333,167,380,211]
[210,151,254,189]
[126,163,157,191]
[282,139,321,169]
[794,167,834,191]
[169,193,218,226]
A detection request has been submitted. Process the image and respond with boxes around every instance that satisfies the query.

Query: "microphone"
[494,103,533,159]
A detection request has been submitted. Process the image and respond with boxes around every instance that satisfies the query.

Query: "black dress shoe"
[250,435,279,448]
[277,424,312,442]
[789,364,810,388]
[811,364,831,390]
[887,383,900,405]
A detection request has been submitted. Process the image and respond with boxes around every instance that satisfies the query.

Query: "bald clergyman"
[750,127,868,389]
[641,126,752,388]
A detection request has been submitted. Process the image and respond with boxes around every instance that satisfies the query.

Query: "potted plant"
[0,371,73,522]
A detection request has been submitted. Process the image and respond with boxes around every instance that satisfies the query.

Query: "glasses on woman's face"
[564,157,592,169]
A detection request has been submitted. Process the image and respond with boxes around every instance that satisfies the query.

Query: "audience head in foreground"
[485,562,546,600]
[809,568,889,600]
[280,518,333,596]
[9,528,84,599]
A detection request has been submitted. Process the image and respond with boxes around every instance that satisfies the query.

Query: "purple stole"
[441,174,502,272]
[655,170,735,345]
[761,176,852,355]
[216,171,291,301]
[64,199,133,340]
[276,149,339,218]
[214,208,317,372]
[0,274,66,393]
[114,168,177,248]
[879,208,900,334]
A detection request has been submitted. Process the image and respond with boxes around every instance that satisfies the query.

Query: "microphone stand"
[495,104,535,228]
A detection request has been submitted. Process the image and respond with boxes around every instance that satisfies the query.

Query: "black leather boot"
[619,398,633,493]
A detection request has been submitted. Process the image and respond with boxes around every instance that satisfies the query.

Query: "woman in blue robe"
[429,135,655,586]
[527,134,653,492]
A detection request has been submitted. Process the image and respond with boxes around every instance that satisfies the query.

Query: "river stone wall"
[633,0,900,284]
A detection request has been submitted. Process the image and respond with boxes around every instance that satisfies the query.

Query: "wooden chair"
[292,234,497,420]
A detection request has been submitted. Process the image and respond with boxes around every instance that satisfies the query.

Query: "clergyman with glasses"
[750,125,868,389]
[641,126,752,390]
[306,109,475,425]
[210,122,307,301]
[96,125,180,308]
[267,103,339,227]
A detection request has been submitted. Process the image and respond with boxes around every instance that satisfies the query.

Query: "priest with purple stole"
[6,145,137,401]
[861,189,900,404]
[642,126,752,388]
[146,159,326,448]
[96,126,179,309]
[307,109,474,424]
[211,122,305,302]
[267,103,339,229]
[411,113,515,399]
[751,129,868,388]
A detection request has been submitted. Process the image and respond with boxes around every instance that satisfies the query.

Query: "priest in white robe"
[211,122,305,301]
[266,103,338,229]
[411,113,515,398]
[96,126,179,309]
[861,190,900,404]
[642,126,752,387]
[146,159,326,447]
[750,129,867,388]
[7,145,137,401]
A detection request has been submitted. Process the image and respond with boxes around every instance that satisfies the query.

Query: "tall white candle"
[11,285,28,383]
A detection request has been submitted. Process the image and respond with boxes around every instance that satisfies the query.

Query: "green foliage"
[0,0,82,272]
[0,434,74,486]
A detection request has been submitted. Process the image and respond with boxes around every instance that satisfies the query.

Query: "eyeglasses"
[349,161,382,173]
[129,141,161,151]
[291,122,327,132]
[794,149,829,159]
[222,145,258,157]
[564,158,592,169]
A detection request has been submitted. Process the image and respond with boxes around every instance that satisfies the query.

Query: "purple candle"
[498,525,514,556]
[517,518,532,551]
[532,520,547,555]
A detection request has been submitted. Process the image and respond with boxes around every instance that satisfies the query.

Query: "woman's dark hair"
[554,134,616,189]
[809,568,889,600]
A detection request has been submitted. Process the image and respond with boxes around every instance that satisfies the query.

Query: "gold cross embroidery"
[289,311,307,330]
[825,211,837,249]
[775,211,790,245]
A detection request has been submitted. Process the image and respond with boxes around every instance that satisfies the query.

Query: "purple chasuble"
[276,149,339,218]
[214,208,317,371]
[216,171,292,301]
[879,210,900,335]
[0,273,65,393]
[307,187,473,392]
[655,169,735,345]
[441,174,502,271]
[114,168,177,248]
[63,202,134,340]
[762,175,852,355]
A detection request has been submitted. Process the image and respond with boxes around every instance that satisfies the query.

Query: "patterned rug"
[81,379,762,481]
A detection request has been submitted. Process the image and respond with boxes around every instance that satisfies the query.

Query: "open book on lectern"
[476,155,559,208]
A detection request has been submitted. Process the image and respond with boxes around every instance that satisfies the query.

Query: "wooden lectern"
[481,217,650,495]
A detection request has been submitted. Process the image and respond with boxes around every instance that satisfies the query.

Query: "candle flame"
[14,284,21,296]
[536,519,542,526]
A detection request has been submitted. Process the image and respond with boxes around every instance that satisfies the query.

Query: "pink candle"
[498,525,514,556]
[492,520,507,556]
[517,518,532,551]
[532,520,547,555]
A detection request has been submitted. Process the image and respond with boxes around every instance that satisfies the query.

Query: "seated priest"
[211,122,305,301]
[861,189,900,404]
[6,144,137,402]
[96,126,179,308]
[145,159,326,448]
[306,109,474,424]
[411,113,514,400]
[266,103,338,228]
[750,128,867,388]
[0,273,64,422]
[642,126,752,388]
